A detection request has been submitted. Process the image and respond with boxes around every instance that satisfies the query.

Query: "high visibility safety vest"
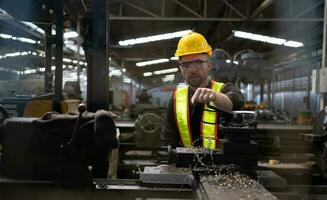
[173,80,224,149]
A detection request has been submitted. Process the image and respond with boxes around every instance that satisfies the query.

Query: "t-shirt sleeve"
[220,83,245,110]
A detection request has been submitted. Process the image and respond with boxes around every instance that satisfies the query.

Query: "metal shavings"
[200,169,277,199]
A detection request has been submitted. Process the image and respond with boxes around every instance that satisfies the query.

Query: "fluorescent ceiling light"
[154,68,178,75]
[24,69,37,74]
[63,58,72,63]
[109,69,122,77]
[136,58,169,67]
[64,40,74,45]
[283,40,304,48]
[165,74,175,78]
[162,74,175,82]
[233,30,304,48]
[0,33,12,39]
[19,37,37,44]
[124,78,131,83]
[170,57,178,61]
[21,21,45,35]
[119,29,192,46]
[0,33,37,44]
[226,59,231,64]
[64,31,78,39]
[143,72,153,77]
[163,77,175,82]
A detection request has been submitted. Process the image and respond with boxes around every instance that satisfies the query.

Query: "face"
[179,53,212,89]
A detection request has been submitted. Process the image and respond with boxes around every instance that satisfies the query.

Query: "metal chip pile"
[199,165,277,200]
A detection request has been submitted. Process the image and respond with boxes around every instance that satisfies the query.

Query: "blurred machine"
[0,104,118,186]
[0,93,80,118]
[300,107,327,178]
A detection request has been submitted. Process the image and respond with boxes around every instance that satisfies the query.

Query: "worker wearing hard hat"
[161,32,244,149]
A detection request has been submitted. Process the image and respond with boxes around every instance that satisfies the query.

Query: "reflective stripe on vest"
[201,81,224,149]
[174,86,192,147]
[174,80,224,149]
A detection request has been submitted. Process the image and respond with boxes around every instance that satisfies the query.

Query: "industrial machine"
[300,107,327,178]
[0,104,118,186]
[1,102,327,199]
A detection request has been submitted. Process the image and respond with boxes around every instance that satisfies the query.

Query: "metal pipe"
[54,0,63,111]
[321,0,327,109]
[44,25,52,93]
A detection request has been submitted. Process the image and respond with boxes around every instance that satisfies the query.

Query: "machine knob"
[78,103,87,114]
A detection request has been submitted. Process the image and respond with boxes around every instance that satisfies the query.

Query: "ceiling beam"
[109,16,323,22]
[173,0,202,18]
[220,0,246,18]
[124,2,160,18]
[294,0,324,18]
[249,0,274,19]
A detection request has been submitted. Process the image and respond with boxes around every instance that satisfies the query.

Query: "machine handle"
[61,103,87,156]
[205,103,234,116]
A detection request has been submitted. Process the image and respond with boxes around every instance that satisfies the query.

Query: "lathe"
[1,105,327,199]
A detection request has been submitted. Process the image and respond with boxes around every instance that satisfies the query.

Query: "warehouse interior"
[0,0,327,199]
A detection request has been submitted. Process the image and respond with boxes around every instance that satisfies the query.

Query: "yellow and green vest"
[173,80,224,149]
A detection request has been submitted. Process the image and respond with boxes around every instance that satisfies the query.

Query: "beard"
[186,76,206,88]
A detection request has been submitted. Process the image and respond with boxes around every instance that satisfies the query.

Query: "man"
[161,32,244,149]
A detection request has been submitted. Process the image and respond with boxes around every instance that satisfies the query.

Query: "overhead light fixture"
[124,78,131,83]
[0,33,37,44]
[170,56,179,61]
[154,67,178,75]
[63,58,72,63]
[162,74,175,82]
[19,37,37,44]
[118,29,192,46]
[233,30,304,48]
[283,40,304,48]
[64,31,78,39]
[136,58,169,67]
[143,72,153,77]
[21,21,45,35]
[0,33,12,39]
[109,69,122,77]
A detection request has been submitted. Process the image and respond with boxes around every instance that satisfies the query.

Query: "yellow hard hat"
[175,32,212,57]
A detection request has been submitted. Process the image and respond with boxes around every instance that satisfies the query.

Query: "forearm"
[214,92,233,111]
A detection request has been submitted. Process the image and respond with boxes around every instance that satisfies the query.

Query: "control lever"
[206,103,234,116]
[62,103,87,156]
